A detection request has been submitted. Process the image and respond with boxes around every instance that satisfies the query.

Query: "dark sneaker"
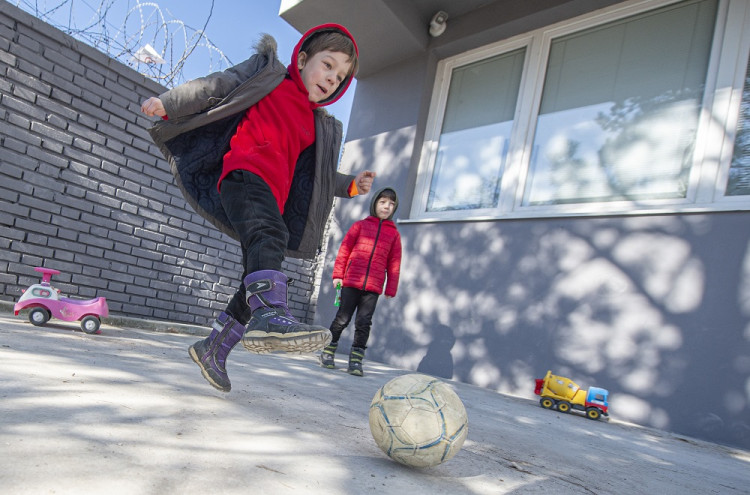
[347,347,365,377]
[242,307,331,354]
[320,343,338,369]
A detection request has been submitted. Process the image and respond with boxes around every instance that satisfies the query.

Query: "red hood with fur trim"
[287,23,359,108]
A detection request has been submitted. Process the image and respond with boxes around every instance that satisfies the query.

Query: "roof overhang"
[279,0,498,78]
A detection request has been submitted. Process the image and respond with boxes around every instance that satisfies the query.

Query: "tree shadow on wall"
[369,213,750,450]
[357,86,750,449]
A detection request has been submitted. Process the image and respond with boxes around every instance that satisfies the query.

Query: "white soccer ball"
[369,373,469,468]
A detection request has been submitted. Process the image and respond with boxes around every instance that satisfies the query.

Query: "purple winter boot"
[189,311,245,392]
[242,270,331,354]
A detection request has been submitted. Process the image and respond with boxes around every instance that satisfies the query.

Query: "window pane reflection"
[427,49,524,212]
[523,0,716,206]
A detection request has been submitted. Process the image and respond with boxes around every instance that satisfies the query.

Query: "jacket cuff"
[348,180,359,197]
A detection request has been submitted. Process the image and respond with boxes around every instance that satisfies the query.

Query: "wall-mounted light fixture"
[429,11,449,37]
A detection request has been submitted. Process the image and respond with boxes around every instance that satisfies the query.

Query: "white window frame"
[409,0,750,222]
[709,0,750,204]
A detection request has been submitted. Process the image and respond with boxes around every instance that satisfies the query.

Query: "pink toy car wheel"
[80,315,101,334]
[29,307,51,326]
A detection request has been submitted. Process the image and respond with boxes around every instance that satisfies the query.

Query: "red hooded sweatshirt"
[219,24,358,213]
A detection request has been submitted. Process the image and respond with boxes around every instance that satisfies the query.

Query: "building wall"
[0,2,322,327]
[316,1,750,450]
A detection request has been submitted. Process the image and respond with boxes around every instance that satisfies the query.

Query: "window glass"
[727,55,750,196]
[523,0,717,206]
[426,49,525,212]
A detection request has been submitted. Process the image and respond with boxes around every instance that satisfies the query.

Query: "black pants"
[330,287,380,349]
[220,171,289,325]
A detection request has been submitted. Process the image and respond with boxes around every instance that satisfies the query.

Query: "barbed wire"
[13,0,232,87]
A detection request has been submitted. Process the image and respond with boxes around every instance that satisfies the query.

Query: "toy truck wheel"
[29,307,51,326]
[80,315,101,334]
[585,407,601,420]
[557,401,571,413]
[540,398,555,409]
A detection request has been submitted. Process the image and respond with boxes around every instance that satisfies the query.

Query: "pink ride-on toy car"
[14,267,109,334]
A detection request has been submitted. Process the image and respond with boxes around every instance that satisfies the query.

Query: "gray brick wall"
[0,2,324,327]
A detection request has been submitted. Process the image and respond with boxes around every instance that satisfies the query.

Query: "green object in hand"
[334,283,342,307]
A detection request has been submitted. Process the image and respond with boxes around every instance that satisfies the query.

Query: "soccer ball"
[369,373,469,468]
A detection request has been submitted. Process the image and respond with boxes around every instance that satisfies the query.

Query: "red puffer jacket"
[333,215,402,297]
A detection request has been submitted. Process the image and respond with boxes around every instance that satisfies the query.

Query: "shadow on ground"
[0,315,748,494]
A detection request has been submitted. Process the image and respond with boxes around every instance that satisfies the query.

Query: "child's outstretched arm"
[143,56,267,121]
[384,232,402,299]
[332,222,361,283]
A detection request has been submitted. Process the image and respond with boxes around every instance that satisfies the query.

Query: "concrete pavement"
[1,314,748,494]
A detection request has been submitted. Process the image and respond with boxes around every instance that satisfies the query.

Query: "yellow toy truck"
[534,370,609,420]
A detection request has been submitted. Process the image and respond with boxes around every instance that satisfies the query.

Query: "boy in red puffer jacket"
[321,187,402,376]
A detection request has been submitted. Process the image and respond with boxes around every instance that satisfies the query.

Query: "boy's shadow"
[416,324,455,379]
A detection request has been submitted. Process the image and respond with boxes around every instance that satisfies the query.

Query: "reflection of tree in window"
[593,89,699,199]
[542,139,588,204]
[522,0,716,206]
[727,56,750,196]
[427,133,507,211]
